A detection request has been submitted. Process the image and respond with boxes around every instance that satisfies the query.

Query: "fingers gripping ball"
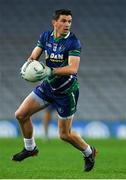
[21,60,51,82]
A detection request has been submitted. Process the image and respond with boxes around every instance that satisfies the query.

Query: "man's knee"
[15,110,27,122]
[59,131,70,141]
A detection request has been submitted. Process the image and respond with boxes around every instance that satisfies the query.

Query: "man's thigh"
[58,118,73,134]
[16,92,49,117]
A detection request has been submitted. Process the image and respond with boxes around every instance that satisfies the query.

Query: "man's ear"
[52,20,55,27]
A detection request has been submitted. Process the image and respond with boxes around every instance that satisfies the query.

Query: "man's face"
[53,15,72,35]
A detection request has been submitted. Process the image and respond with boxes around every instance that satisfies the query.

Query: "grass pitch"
[0,138,126,179]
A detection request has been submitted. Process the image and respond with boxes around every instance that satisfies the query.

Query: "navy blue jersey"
[37,30,81,93]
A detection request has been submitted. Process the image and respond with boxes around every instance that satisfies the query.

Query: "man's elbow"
[70,67,78,75]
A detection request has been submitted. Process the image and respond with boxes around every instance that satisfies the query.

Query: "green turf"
[0,137,126,179]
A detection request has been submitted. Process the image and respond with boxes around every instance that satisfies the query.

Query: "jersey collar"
[51,31,70,39]
[63,31,70,39]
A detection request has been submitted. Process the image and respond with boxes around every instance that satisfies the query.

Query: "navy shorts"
[33,81,79,119]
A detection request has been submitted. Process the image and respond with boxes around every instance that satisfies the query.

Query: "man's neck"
[53,30,69,39]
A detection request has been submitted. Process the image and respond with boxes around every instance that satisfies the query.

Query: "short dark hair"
[52,9,72,20]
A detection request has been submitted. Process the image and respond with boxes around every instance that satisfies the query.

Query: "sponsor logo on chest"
[45,50,63,60]
[50,53,63,59]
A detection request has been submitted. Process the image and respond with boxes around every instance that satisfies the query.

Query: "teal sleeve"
[37,40,43,48]
[69,50,81,56]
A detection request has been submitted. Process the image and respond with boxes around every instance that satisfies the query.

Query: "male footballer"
[12,9,97,172]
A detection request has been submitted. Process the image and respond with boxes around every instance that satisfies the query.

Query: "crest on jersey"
[53,43,57,52]
[58,45,65,52]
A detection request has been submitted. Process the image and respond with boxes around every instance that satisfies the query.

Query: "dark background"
[0,0,126,121]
